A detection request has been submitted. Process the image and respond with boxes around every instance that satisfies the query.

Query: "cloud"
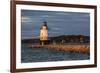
[21,16,32,23]
[51,27,60,31]
[21,10,90,38]
[41,15,51,18]
[54,12,71,15]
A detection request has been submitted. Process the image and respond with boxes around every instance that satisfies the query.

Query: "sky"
[21,10,90,39]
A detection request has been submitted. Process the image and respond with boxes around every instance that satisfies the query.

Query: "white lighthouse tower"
[40,21,48,46]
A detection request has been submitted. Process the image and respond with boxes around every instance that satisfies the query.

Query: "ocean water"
[21,44,90,63]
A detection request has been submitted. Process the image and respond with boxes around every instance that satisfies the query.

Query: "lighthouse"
[40,21,48,46]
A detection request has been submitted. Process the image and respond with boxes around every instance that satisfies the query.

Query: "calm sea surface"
[21,44,90,63]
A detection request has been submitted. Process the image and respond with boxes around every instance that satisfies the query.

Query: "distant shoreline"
[22,35,90,44]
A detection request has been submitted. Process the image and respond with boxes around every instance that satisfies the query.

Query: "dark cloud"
[21,10,90,39]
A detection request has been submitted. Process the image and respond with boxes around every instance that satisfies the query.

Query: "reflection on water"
[21,44,90,63]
